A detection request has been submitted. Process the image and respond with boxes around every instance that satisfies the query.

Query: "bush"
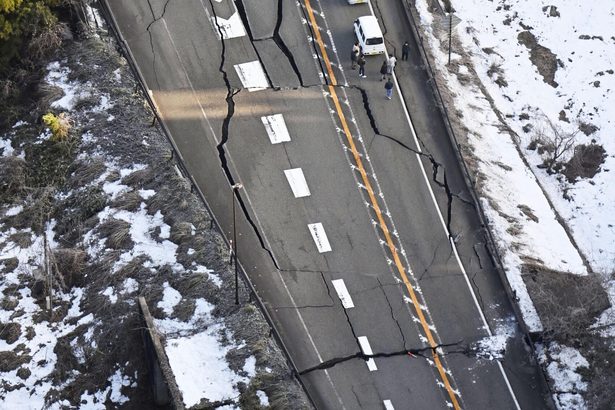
[0,0,61,71]
[42,112,71,141]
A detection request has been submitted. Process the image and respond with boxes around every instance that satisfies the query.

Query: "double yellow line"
[303,1,461,409]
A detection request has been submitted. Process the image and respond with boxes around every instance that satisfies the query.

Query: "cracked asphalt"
[104,0,550,408]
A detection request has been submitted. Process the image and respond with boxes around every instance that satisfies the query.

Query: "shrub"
[42,112,71,141]
[0,0,61,71]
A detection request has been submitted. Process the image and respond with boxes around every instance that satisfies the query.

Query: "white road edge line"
[365,3,522,409]
[284,168,311,198]
[357,336,378,371]
[331,279,355,308]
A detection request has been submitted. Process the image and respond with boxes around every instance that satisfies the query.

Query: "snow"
[165,325,250,407]
[102,287,118,304]
[473,317,515,360]
[256,390,269,406]
[243,356,256,377]
[122,278,139,294]
[138,189,156,199]
[592,279,615,337]
[414,0,601,333]
[12,120,27,128]
[450,0,615,274]
[45,61,88,110]
[5,205,23,216]
[0,136,14,156]
[538,342,589,409]
[158,282,182,315]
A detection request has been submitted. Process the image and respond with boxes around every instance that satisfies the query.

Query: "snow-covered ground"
[414,0,614,408]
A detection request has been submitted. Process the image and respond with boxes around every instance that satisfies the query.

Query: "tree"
[531,113,579,174]
[0,0,61,71]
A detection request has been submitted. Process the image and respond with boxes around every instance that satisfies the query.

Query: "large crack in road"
[145,0,171,90]
[298,340,467,375]
[208,0,281,270]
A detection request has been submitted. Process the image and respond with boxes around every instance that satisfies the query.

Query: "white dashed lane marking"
[261,114,291,144]
[357,336,377,371]
[307,223,332,253]
[331,279,354,309]
[284,168,311,198]
[383,400,395,410]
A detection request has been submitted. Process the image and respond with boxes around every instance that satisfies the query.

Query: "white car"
[353,15,386,55]
[347,0,368,4]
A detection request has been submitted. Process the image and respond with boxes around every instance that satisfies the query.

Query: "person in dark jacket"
[358,54,366,78]
[380,59,388,81]
[385,78,394,99]
[402,41,410,61]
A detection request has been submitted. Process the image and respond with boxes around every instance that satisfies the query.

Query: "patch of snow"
[45,61,89,110]
[538,342,589,408]
[122,278,139,294]
[159,223,170,239]
[256,390,269,406]
[243,356,256,377]
[102,287,118,304]
[5,205,23,216]
[473,317,516,360]
[187,248,195,255]
[166,324,249,407]
[0,137,14,156]
[158,282,182,315]
[12,120,27,128]
[192,264,221,287]
[81,130,95,144]
[113,68,122,82]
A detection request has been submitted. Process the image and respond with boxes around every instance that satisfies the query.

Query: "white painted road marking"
[332,279,354,308]
[383,400,395,410]
[284,168,311,198]
[209,11,246,39]
[261,114,291,144]
[307,223,332,253]
[234,61,268,91]
[357,336,377,371]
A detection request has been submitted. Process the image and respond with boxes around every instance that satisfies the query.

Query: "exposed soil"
[563,143,607,183]
[517,30,559,88]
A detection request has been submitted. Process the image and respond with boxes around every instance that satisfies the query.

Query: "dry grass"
[169,221,193,245]
[98,219,133,250]
[122,167,155,187]
[53,248,87,288]
[0,156,27,201]
[69,159,106,188]
[112,190,142,212]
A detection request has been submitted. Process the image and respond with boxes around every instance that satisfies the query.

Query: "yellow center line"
[303,1,461,409]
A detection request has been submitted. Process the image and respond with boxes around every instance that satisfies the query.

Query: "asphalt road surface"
[103,0,550,408]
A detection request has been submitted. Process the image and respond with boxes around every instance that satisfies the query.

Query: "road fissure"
[302,0,462,408]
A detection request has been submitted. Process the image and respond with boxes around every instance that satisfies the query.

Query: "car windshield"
[366,37,383,45]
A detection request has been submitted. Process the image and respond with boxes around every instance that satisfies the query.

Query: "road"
[103,0,550,408]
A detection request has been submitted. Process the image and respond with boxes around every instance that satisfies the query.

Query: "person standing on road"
[379,59,388,81]
[402,41,410,61]
[351,41,360,69]
[386,55,397,76]
[385,77,394,99]
[358,54,366,78]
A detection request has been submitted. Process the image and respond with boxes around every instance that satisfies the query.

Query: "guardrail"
[97,1,316,408]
